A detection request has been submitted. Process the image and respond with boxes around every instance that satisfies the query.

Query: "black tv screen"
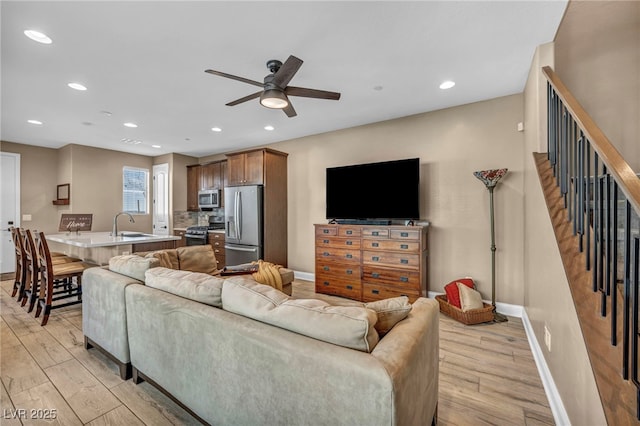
[326,158,420,220]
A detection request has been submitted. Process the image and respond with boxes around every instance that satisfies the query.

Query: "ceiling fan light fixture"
[260,89,288,109]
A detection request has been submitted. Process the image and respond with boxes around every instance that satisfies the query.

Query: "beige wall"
[554,0,640,170]
[522,43,606,425]
[270,94,526,304]
[1,141,60,233]
[171,153,198,213]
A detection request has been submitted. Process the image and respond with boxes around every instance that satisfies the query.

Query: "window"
[123,167,148,214]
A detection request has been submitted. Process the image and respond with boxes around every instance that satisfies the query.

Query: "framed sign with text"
[58,214,93,232]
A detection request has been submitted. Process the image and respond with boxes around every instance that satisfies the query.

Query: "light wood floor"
[0,278,554,425]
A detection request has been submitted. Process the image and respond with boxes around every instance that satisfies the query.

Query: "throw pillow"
[457,282,484,312]
[176,245,218,275]
[364,296,412,336]
[444,278,475,308]
[145,251,174,269]
[221,278,379,352]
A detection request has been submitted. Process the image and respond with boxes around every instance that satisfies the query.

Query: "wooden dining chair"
[10,227,27,300]
[35,231,96,326]
[20,229,83,312]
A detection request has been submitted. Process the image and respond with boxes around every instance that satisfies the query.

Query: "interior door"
[152,163,169,236]
[1,153,20,273]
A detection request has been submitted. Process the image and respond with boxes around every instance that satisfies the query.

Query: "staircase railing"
[543,65,640,419]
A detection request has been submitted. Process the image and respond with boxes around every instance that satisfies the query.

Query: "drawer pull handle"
[372,256,379,262]
[323,281,329,286]
[400,244,409,249]
[372,231,379,236]
[346,285,353,290]
[401,232,408,237]
[346,254,353,259]
[323,252,330,256]
[323,266,329,271]
[372,289,380,294]
[372,242,379,248]
[346,241,353,246]
[400,259,408,264]
[323,239,329,244]
[372,273,380,278]
[400,277,409,283]
[346,269,353,275]
[346,230,352,235]
[323,229,330,234]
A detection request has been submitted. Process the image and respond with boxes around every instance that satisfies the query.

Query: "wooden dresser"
[314,224,429,302]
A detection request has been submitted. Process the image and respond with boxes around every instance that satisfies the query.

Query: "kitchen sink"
[120,232,154,238]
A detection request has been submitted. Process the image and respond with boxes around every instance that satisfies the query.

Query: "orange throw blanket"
[251,260,283,291]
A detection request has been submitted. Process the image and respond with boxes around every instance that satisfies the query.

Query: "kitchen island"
[46,232,180,265]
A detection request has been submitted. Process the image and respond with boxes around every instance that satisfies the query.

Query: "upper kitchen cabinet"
[187,164,201,211]
[226,149,268,186]
[201,161,222,190]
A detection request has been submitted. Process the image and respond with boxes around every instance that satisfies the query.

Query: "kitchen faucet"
[112,212,135,237]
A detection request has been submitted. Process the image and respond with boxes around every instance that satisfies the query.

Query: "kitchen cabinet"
[173,229,187,248]
[187,160,227,211]
[226,150,265,186]
[208,232,225,269]
[187,165,201,211]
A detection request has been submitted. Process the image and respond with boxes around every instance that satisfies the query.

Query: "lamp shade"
[260,89,289,109]
[473,168,508,188]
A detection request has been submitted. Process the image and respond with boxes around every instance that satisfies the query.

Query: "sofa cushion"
[109,255,160,282]
[145,250,179,270]
[222,277,379,352]
[177,245,218,275]
[145,267,224,308]
[364,296,412,336]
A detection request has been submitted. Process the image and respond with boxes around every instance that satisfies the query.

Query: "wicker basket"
[435,294,494,325]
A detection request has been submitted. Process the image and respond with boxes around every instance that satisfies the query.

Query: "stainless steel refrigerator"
[224,185,263,265]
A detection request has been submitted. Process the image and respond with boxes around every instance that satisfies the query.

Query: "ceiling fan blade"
[273,55,303,88]
[283,100,297,118]
[286,86,341,101]
[205,69,263,88]
[226,91,262,106]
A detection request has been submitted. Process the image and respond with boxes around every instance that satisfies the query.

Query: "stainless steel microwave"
[198,189,220,209]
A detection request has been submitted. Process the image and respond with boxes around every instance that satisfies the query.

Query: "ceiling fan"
[205,55,341,118]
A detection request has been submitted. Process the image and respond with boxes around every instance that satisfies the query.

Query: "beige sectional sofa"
[82,254,439,425]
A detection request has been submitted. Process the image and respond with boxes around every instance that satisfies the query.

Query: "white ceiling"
[1,1,567,158]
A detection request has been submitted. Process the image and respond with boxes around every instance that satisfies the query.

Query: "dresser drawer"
[361,250,419,269]
[362,228,389,238]
[362,267,420,289]
[389,229,421,240]
[361,283,421,303]
[315,236,361,249]
[316,274,362,299]
[315,226,337,236]
[361,239,419,252]
[315,247,361,263]
[338,227,361,237]
[316,262,361,280]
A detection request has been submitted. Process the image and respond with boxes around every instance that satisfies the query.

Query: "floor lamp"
[473,168,508,323]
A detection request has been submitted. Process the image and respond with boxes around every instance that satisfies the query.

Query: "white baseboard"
[293,271,314,282]
[521,309,570,426]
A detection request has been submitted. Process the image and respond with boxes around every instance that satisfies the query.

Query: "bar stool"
[35,231,96,326]
[20,230,83,312]
[10,227,26,300]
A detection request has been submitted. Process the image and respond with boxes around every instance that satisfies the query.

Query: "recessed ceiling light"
[68,82,87,91]
[211,127,222,132]
[123,122,138,128]
[24,30,52,44]
[27,119,43,125]
[151,144,161,149]
[439,80,456,90]
[100,110,113,117]
[264,125,274,131]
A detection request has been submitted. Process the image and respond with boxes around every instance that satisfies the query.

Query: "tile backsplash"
[173,208,225,228]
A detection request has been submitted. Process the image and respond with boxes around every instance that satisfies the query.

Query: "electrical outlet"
[22,214,32,221]
[544,325,551,352]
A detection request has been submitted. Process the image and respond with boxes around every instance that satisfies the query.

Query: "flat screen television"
[326,158,420,221]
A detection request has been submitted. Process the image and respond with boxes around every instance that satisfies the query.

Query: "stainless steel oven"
[184,226,209,246]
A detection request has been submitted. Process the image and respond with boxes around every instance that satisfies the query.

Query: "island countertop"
[46,232,180,248]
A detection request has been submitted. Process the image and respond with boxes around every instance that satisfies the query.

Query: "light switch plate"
[22,214,32,221]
